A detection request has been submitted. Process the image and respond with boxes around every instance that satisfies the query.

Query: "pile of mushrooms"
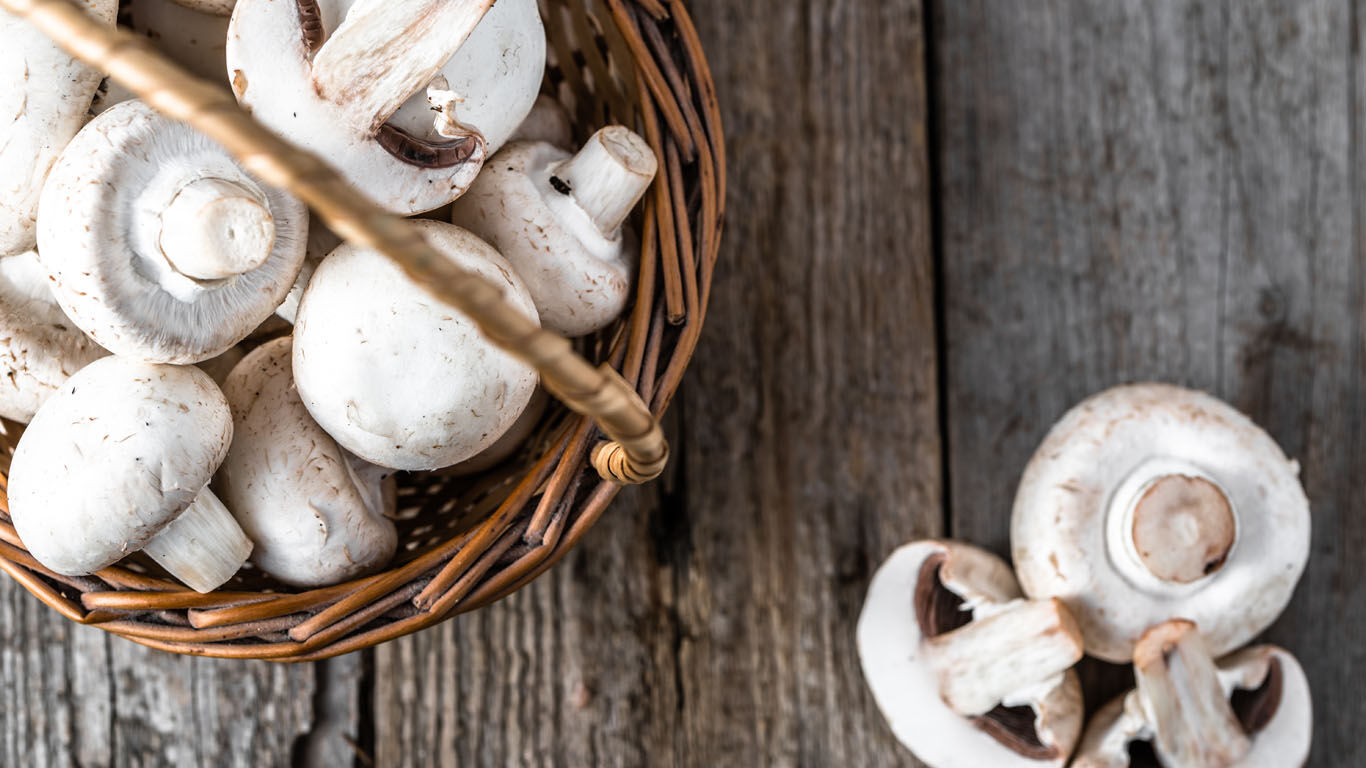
[0,0,658,592]
[858,384,1314,767]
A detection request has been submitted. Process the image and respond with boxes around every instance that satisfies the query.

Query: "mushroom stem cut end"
[159,178,276,280]
[1130,474,1236,584]
[551,126,659,236]
[141,488,253,593]
[1134,620,1251,767]
[926,597,1085,717]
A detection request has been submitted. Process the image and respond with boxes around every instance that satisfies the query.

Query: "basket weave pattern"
[0,0,724,661]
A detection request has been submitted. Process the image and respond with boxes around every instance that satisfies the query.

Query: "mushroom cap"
[169,0,236,16]
[216,337,397,587]
[1072,645,1312,767]
[36,100,308,364]
[225,0,543,215]
[292,219,539,471]
[0,251,108,421]
[450,141,634,336]
[508,94,574,149]
[857,540,1084,768]
[0,0,118,256]
[1011,383,1310,662]
[7,356,232,576]
[124,0,232,83]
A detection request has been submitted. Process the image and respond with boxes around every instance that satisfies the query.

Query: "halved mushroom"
[1072,620,1312,767]
[36,100,308,364]
[7,356,252,593]
[1010,383,1310,662]
[508,94,574,149]
[292,219,539,471]
[450,126,657,336]
[0,0,118,256]
[0,250,108,422]
[226,0,545,215]
[857,540,1085,767]
[215,337,397,587]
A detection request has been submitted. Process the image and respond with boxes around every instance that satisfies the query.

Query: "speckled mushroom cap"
[0,251,108,422]
[857,540,1085,768]
[36,100,307,364]
[7,357,232,575]
[0,0,118,256]
[292,219,539,471]
[216,337,397,587]
[226,0,544,215]
[1010,383,1311,663]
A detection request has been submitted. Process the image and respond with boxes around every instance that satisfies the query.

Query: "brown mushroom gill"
[294,0,484,170]
[913,555,1059,760]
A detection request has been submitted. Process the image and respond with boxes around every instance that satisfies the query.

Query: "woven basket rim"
[0,0,725,660]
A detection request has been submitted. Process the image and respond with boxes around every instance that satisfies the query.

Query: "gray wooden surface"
[1,1,1359,766]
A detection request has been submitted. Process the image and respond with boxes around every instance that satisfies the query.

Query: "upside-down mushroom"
[0,0,117,256]
[216,337,397,587]
[7,356,252,593]
[1011,383,1310,662]
[292,219,539,471]
[1072,620,1312,767]
[0,250,107,421]
[226,0,545,215]
[37,100,307,364]
[857,540,1085,768]
[450,126,657,336]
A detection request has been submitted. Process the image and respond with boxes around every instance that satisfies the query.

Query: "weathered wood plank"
[935,0,1362,762]
[369,1,942,765]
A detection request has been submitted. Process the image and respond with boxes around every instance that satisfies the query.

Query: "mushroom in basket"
[451,125,658,337]
[857,539,1085,768]
[1010,383,1311,662]
[7,356,252,593]
[36,99,308,364]
[226,0,545,215]
[215,336,397,588]
[1072,619,1312,767]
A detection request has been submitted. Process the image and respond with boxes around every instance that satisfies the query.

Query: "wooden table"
[2,1,1358,765]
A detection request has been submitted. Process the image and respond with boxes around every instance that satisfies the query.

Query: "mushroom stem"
[159,178,276,280]
[310,0,495,134]
[1107,459,1238,589]
[1133,620,1251,767]
[140,488,253,593]
[550,126,659,236]
[925,597,1085,717]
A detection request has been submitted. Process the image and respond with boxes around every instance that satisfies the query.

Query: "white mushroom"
[169,0,235,15]
[215,337,397,587]
[292,219,539,471]
[857,540,1085,768]
[275,220,341,324]
[7,356,252,593]
[450,126,657,336]
[0,0,118,256]
[0,250,107,421]
[508,93,574,148]
[444,386,548,476]
[226,0,545,215]
[36,100,308,364]
[125,0,232,83]
[1072,620,1312,767]
[1010,383,1310,662]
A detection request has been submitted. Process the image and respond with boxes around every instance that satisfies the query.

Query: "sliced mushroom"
[857,540,1085,767]
[1010,383,1310,662]
[7,356,252,593]
[215,337,397,587]
[36,100,308,364]
[292,219,539,471]
[226,0,544,215]
[0,0,118,256]
[508,94,574,149]
[450,126,657,336]
[1072,620,1312,767]
[0,250,108,422]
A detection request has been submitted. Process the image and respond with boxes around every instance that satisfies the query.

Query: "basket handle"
[3,0,669,485]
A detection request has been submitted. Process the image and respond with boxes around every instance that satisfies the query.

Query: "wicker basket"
[0,0,724,661]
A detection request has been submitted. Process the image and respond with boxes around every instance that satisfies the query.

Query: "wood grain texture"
[368,1,942,766]
[935,0,1363,762]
